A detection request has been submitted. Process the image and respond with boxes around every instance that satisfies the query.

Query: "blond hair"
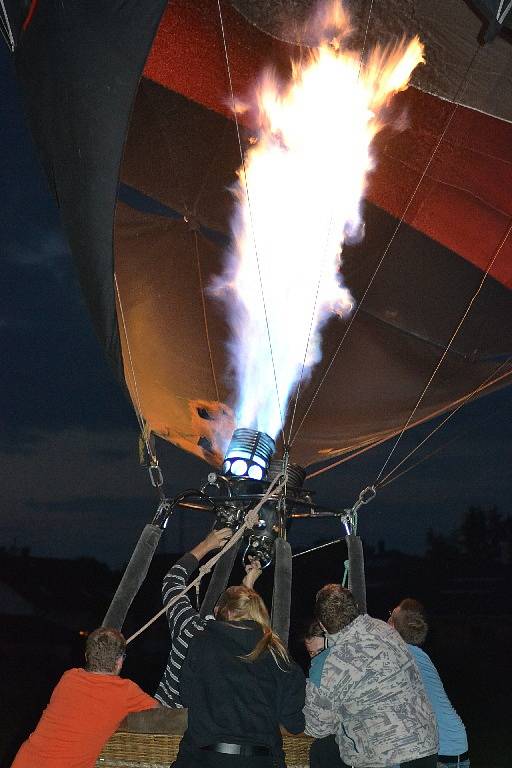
[216,586,290,665]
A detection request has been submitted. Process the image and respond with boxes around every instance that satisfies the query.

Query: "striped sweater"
[155,553,212,707]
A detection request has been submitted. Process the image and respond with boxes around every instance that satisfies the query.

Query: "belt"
[438,751,469,764]
[201,742,271,756]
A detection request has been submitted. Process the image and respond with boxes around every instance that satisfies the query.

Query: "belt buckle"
[201,742,270,757]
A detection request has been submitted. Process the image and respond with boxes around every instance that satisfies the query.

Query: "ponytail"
[216,586,291,665]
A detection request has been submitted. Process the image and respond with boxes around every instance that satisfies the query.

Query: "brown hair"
[215,585,290,665]
[315,584,358,634]
[391,599,428,646]
[85,627,126,673]
[304,620,324,640]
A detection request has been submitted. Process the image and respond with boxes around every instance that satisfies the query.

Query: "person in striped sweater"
[155,528,262,707]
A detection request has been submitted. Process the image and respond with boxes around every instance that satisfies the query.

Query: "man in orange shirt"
[11,626,158,768]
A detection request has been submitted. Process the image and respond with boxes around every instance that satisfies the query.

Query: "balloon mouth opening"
[222,428,275,481]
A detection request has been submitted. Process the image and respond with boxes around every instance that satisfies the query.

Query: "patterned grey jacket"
[304,614,438,767]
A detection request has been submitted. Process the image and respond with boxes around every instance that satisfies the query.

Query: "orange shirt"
[11,668,157,768]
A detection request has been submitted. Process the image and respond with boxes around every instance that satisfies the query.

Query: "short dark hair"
[392,599,428,646]
[304,620,324,641]
[315,584,358,634]
[85,627,126,673]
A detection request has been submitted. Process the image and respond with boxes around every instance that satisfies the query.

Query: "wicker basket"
[97,731,180,767]
[97,729,313,767]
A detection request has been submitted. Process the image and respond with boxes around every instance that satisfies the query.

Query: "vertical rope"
[374,219,512,485]
[193,231,220,403]
[216,0,286,446]
[307,356,512,481]
[114,272,156,463]
[289,45,482,448]
[376,358,512,487]
[287,0,377,445]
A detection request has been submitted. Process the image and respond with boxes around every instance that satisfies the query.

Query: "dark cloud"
[2,493,214,568]
[1,253,135,442]
[1,46,134,445]
[2,496,154,567]
[306,387,512,553]
[1,49,65,262]
[95,447,134,461]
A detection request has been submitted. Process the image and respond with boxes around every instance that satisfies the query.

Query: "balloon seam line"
[377,348,512,487]
[306,355,512,480]
[216,0,287,446]
[374,217,512,485]
[287,0,377,447]
[194,231,221,403]
[289,44,482,449]
[114,272,156,462]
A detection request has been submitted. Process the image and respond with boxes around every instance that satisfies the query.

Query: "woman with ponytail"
[173,561,306,768]
[214,585,291,666]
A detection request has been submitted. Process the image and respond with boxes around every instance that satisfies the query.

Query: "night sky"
[1,42,511,569]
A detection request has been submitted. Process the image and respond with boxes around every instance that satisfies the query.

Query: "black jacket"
[177,619,306,766]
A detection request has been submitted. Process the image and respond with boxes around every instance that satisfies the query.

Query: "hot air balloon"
[7,0,512,636]
[11,0,511,467]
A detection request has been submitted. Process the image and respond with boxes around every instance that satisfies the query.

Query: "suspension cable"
[307,432,401,479]
[374,219,512,485]
[126,473,286,644]
[308,358,512,481]
[289,45,482,448]
[357,0,377,79]
[293,367,512,564]
[216,0,286,447]
[292,538,344,559]
[377,359,512,488]
[193,231,220,403]
[287,0,377,446]
[114,273,156,464]
[299,363,512,567]
[380,427,485,490]
[380,382,512,489]
[286,220,336,445]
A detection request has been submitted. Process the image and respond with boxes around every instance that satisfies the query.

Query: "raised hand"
[243,556,263,588]
[205,527,233,552]
[190,527,233,561]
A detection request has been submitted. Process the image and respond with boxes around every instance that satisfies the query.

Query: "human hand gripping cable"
[126,473,286,644]
[190,528,233,562]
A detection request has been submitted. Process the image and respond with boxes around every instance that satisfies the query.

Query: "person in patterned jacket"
[155,528,262,707]
[304,584,438,768]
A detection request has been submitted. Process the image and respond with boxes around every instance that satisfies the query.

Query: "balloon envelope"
[15,0,512,468]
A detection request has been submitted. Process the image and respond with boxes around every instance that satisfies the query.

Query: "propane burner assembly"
[151,427,358,570]
[222,428,275,481]
[105,427,372,642]
[204,428,306,568]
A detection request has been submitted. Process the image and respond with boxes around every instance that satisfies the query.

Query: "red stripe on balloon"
[22,0,39,31]
[144,0,512,288]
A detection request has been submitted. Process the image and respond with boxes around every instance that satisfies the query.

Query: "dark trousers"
[173,755,274,768]
[173,742,275,768]
[309,735,438,768]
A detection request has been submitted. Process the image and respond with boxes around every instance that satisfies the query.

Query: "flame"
[214,2,424,443]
